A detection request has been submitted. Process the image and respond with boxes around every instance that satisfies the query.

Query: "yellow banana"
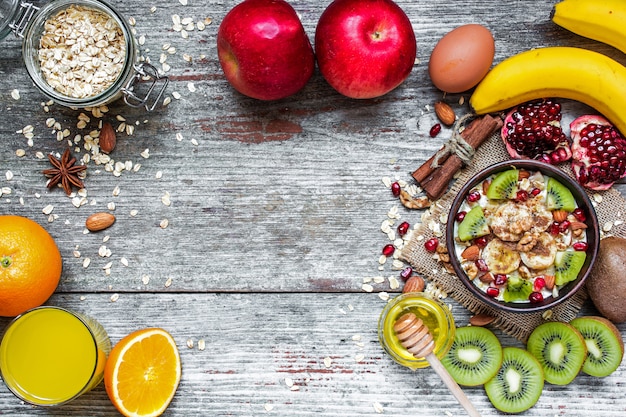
[469,47,626,135]
[552,0,626,54]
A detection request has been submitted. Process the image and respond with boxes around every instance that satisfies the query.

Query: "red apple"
[217,0,315,100]
[314,0,416,99]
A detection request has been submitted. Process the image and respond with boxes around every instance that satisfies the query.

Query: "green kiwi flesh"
[526,321,587,385]
[554,251,586,286]
[486,169,519,199]
[457,205,490,242]
[503,275,533,302]
[441,326,503,386]
[484,347,544,413]
[570,316,625,377]
[545,177,576,211]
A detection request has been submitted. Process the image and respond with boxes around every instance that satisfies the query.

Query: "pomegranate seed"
[424,238,439,252]
[516,190,529,202]
[391,182,401,197]
[558,220,571,233]
[534,277,546,291]
[530,187,542,197]
[382,244,395,257]
[455,211,467,223]
[400,267,413,281]
[467,190,481,203]
[549,221,561,236]
[430,123,442,137]
[573,242,588,251]
[476,259,489,272]
[397,221,410,236]
[572,208,586,222]
[529,292,544,303]
[494,274,507,286]
[474,236,489,247]
[486,287,500,298]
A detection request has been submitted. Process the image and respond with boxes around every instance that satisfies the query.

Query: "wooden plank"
[0,293,624,416]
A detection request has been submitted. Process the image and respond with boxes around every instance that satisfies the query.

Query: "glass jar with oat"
[0,0,167,110]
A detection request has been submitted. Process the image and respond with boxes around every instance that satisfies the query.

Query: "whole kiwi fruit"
[587,236,626,323]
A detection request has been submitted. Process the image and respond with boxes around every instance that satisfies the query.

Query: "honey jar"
[0,0,168,110]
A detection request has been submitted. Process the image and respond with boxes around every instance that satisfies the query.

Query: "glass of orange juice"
[0,306,111,406]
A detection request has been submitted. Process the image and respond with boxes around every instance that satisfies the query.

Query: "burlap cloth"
[400,130,626,342]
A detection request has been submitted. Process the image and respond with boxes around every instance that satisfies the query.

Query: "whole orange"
[0,215,62,317]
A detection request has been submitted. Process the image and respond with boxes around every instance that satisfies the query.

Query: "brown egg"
[428,24,495,93]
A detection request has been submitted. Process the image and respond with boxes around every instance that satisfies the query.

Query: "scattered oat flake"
[187,82,196,92]
[164,277,173,287]
[361,283,374,292]
[5,171,13,181]
[15,149,26,157]
[110,293,119,302]
[130,209,138,216]
[378,292,390,301]
[42,204,54,215]
[323,357,332,368]
[197,339,206,351]
[355,354,365,363]
[83,257,91,268]
[186,338,194,348]
[140,148,150,158]
[120,257,128,266]
[264,403,274,412]
[160,219,169,229]
[179,0,187,4]
[11,89,20,100]
[603,221,613,232]
[284,377,294,387]
[373,402,384,414]
[142,275,150,285]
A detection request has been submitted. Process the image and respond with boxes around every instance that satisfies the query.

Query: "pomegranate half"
[501,99,572,164]
[570,115,626,191]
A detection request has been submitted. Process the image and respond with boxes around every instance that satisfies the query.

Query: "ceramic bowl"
[445,160,600,313]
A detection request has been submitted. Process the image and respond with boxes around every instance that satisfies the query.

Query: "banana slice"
[490,201,533,242]
[520,232,557,270]
[482,238,521,275]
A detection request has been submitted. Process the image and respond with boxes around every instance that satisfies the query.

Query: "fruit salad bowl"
[445,160,600,313]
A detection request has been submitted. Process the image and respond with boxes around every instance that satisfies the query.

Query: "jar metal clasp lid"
[9,2,39,38]
[121,62,169,112]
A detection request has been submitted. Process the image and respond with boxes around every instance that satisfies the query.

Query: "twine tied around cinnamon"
[430,114,476,169]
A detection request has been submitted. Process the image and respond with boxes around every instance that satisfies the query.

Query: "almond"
[543,274,556,290]
[99,122,116,154]
[518,170,531,180]
[469,313,496,327]
[461,245,480,261]
[434,101,456,126]
[479,272,495,284]
[570,221,588,230]
[403,275,425,293]
[86,212,116,232]
[552,209,569,223]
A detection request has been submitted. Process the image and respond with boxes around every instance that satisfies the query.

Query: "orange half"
[104,328,181,417]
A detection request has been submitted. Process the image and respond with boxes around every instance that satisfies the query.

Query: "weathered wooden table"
[1,0,625,415]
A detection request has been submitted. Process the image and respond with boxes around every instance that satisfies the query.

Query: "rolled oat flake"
[0,0,168,110]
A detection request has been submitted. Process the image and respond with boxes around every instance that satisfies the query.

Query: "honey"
[378,293,455,369]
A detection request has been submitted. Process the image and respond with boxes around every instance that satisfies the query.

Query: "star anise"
[42,149,87,195]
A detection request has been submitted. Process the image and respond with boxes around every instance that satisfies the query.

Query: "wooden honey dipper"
[393,312,482,417]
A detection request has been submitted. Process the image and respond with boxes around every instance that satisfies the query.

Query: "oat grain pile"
[38,5,126,98]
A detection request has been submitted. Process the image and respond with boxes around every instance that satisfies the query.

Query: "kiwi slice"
[484,347,544,413]
[570,316,625,377]
[441,326,503,386]
[545,177,576,211]
[526,321,587,385]
[503,275,532,302]
[486,169,519,200]
[554,251,586,286]
[457,205,490,242]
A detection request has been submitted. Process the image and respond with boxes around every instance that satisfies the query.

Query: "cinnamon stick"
[413,114,503,200]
